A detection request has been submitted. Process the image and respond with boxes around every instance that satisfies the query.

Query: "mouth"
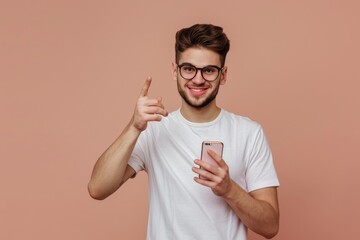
[187,86,208,97]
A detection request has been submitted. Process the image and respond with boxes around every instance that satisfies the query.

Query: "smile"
[188,87,208,96]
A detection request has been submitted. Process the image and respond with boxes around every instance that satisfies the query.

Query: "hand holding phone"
[200,141,224,179]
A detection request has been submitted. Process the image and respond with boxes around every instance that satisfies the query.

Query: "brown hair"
[175,24,230,66]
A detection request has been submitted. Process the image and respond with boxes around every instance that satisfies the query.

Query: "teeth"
[191,89,204,92]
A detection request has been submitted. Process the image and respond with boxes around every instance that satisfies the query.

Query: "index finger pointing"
[140,76,152,97]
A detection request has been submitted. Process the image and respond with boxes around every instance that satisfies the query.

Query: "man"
[88,24,280,240]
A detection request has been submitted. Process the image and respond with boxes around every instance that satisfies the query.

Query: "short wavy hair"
[175,24,230,66]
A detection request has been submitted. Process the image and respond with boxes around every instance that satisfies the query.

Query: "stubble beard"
[177,80,220,109]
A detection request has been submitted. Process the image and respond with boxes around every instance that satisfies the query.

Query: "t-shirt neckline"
[175,108,224,128]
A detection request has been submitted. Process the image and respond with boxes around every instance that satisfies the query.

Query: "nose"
[191,69,206,84]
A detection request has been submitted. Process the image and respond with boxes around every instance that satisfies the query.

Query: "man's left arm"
[193,150,279,239]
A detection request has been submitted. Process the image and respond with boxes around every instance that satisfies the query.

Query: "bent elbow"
[264,225,279,239]
[87,182,108,200]
[265,233,277,239]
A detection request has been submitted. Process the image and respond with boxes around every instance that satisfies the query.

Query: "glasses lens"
[180,65,196,80]
[201,66,219,81]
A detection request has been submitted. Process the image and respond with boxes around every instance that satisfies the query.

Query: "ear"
[220,66,228,85]
[171,62,178,81]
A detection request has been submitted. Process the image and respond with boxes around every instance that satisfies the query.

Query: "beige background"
[1,0,359,239]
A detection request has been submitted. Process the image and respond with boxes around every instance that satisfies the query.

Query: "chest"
[145,122,249,190]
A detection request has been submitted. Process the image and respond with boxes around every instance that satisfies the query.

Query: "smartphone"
[200,141,224,179]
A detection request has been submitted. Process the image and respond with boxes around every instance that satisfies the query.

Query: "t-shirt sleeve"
[128,132,147,173]
[246,125,280,192]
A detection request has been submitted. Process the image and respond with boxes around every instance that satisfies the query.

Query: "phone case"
[200,141,224,180]
[200,141,224,167]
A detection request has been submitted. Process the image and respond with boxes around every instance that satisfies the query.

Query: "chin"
[183,94,217,109]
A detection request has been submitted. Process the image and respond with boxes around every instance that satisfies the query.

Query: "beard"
[177,80,220,109]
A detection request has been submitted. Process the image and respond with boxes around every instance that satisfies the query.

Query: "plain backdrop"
[1,0,359,239]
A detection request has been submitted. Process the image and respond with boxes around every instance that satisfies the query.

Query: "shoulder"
[221,109,262,131]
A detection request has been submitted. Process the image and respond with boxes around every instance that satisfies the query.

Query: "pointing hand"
[131,77,168,132]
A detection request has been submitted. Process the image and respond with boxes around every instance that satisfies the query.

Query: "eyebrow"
[179,62,221,68]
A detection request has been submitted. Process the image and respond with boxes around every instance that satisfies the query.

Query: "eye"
[203,67,217,74]
[182,66,195,72]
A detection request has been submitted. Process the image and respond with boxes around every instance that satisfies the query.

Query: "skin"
[88,47,279,239]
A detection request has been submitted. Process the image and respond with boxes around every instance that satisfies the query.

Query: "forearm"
[224,181,279,239]
[88,122,141,200]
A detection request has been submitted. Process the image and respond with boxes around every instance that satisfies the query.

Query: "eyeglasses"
[177,63,223,82]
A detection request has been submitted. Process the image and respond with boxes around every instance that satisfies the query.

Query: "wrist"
[127,121,143,136]
[223,180,246,201]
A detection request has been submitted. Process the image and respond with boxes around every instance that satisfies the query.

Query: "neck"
[180,101,221,123]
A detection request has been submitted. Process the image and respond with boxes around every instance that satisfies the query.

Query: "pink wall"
[1,1,359,239]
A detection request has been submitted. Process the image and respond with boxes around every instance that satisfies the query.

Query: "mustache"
[185,83,210,88]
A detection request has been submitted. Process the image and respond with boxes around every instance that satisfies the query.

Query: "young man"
[88,24,280,240]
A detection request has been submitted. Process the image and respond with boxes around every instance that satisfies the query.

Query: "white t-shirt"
[128,109,279,240]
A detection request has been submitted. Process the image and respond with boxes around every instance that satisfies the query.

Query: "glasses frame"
[177,63,223,82]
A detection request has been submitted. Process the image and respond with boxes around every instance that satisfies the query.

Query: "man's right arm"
[87,77,167,200]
